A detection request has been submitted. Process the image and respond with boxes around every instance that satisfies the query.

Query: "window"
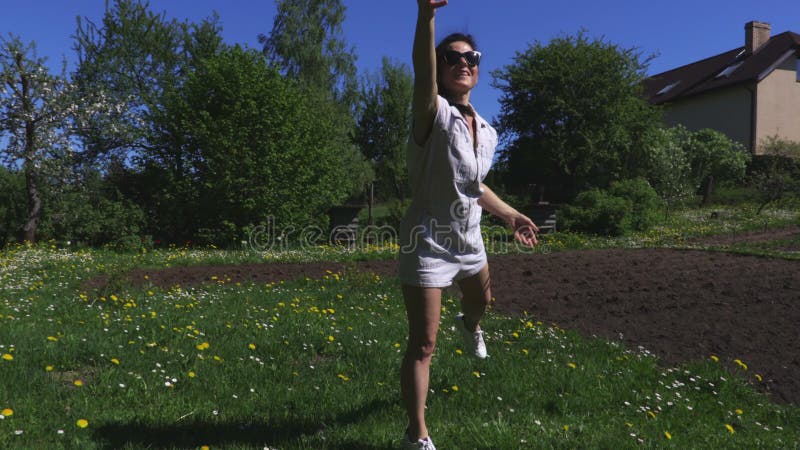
[715,61,744,78]
[656,80,681,96]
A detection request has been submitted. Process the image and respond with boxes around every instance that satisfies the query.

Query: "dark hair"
[435,33,479,101]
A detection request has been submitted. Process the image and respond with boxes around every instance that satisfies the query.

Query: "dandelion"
[472,371,481,378]
[47,336,58,342]
[337,373,350,381]
[2,353,13,361]
[327,335,335,342]
[1,408,13,417]
[393,343,401,348]
[74,380,83,387]
[664,431,672,440]
[567,362,577,369]
[725,424,735,434]
[188,371,196,378]
[455,349,463,356]
[647,411,657,419]
[735,409,743,415]
[710,355,719,362]
[110,358,120,365]
[563,425,569,432]
[248,343,256,350]
[76,419,89,428]
[196,342,210,351]
[733,359,748,370]
[45,365,54,372]
[755,374,763,382]
[451,385,459,392]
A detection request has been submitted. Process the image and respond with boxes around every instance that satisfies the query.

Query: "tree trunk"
[702,174,714,206]
[21,119,41,243]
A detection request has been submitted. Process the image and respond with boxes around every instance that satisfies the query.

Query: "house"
[643,21,800,154]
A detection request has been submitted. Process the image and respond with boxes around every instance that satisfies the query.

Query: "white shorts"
[398,246,487,288]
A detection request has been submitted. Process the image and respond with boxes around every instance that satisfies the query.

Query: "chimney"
[745,21,771,54]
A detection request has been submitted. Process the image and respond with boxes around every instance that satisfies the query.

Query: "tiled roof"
[644,31,800,104]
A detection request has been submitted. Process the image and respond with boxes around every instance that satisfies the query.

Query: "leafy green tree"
[0,167,25,246]
[750,136,800,214]
[642,126,693,212]
[492,32,661,201]
[354,57,413,201]
[684,129,750,205]
[259,0,358,111]
[73,0,225,241]
[160,46,369,243]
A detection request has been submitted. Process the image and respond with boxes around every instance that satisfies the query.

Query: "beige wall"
[661,87,752,150]
[754,56,800,153]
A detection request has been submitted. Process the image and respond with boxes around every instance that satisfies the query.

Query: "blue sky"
[3,0,800,122]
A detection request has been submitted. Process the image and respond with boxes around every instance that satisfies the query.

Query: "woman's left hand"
[508,213,539,247]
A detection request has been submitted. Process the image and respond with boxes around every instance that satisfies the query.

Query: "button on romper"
[399,95,497,288]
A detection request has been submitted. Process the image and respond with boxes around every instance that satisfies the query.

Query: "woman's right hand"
[418,0,448,10]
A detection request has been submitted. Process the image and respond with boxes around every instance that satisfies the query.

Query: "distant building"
[643,21,800,154]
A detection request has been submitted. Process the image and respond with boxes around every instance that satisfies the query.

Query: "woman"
[399,1,539,448]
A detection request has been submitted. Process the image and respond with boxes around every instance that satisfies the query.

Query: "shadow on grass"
[92,399,394,449]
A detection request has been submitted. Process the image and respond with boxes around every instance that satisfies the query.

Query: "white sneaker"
[455,313,488,359]
[400,431,437,450]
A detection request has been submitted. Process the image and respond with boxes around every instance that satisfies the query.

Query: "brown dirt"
[84,238,800,406]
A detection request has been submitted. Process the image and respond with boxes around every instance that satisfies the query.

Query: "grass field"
[1,204,799,449]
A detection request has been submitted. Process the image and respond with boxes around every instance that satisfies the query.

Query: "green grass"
[2,241,800,449]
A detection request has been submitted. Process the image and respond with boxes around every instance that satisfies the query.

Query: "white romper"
[399,95,497,287]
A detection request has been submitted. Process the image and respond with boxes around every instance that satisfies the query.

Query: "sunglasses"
[441,49,482,67]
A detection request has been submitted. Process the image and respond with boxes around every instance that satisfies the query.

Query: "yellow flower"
[327,335,335,342]
[45,365,54,372]
[455,349,463,356]
[563,425,570,432]
[567,362,577,369]
[710,355,719,362]
[1,408,13,417]
[74,380,84,387]
[110,294,118,301]
[196,342,210,351]
[522,348,529,355]
[735,408,743,415]
[47,336,58,342]
[188,371,196,378]
[755,373,763,382]
[725,424,735,434]
[76,419,89,428]
[393,343,401,348]
[201,446,210,450]
[647,411,657,419]
[451,385,459,392]
[2,353,13,361]
[248,343,256,350]
[110,358,120,365]
[664,431,672,440]
[733,359,748,370]
[338,373,350,381]
[472,371,481,378]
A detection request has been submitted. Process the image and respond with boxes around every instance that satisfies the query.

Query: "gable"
[644,31,800,105]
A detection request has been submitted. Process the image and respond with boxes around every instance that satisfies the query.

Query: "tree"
[684,129,750,205]
[492,32,661,201]
[750,136,800,214]
[0,36,77,242]
[259,0,358,111]
[159,46,370,242]
[642,125,693,212]
[73,0,225,240]
[353,57,413,201]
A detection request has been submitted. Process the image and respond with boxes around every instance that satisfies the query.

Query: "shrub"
[560,178,661,236]
[560,189,631,236]
[608,178,662,231]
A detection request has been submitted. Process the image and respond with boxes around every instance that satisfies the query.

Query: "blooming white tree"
[0,35,116,243]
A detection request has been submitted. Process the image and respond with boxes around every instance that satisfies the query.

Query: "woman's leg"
[457,264,491,332]
[401,284,442,441]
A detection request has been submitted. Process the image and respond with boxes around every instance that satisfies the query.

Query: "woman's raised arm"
[411,0,447,145]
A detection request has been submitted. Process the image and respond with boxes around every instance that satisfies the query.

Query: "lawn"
[1,204,799,449]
